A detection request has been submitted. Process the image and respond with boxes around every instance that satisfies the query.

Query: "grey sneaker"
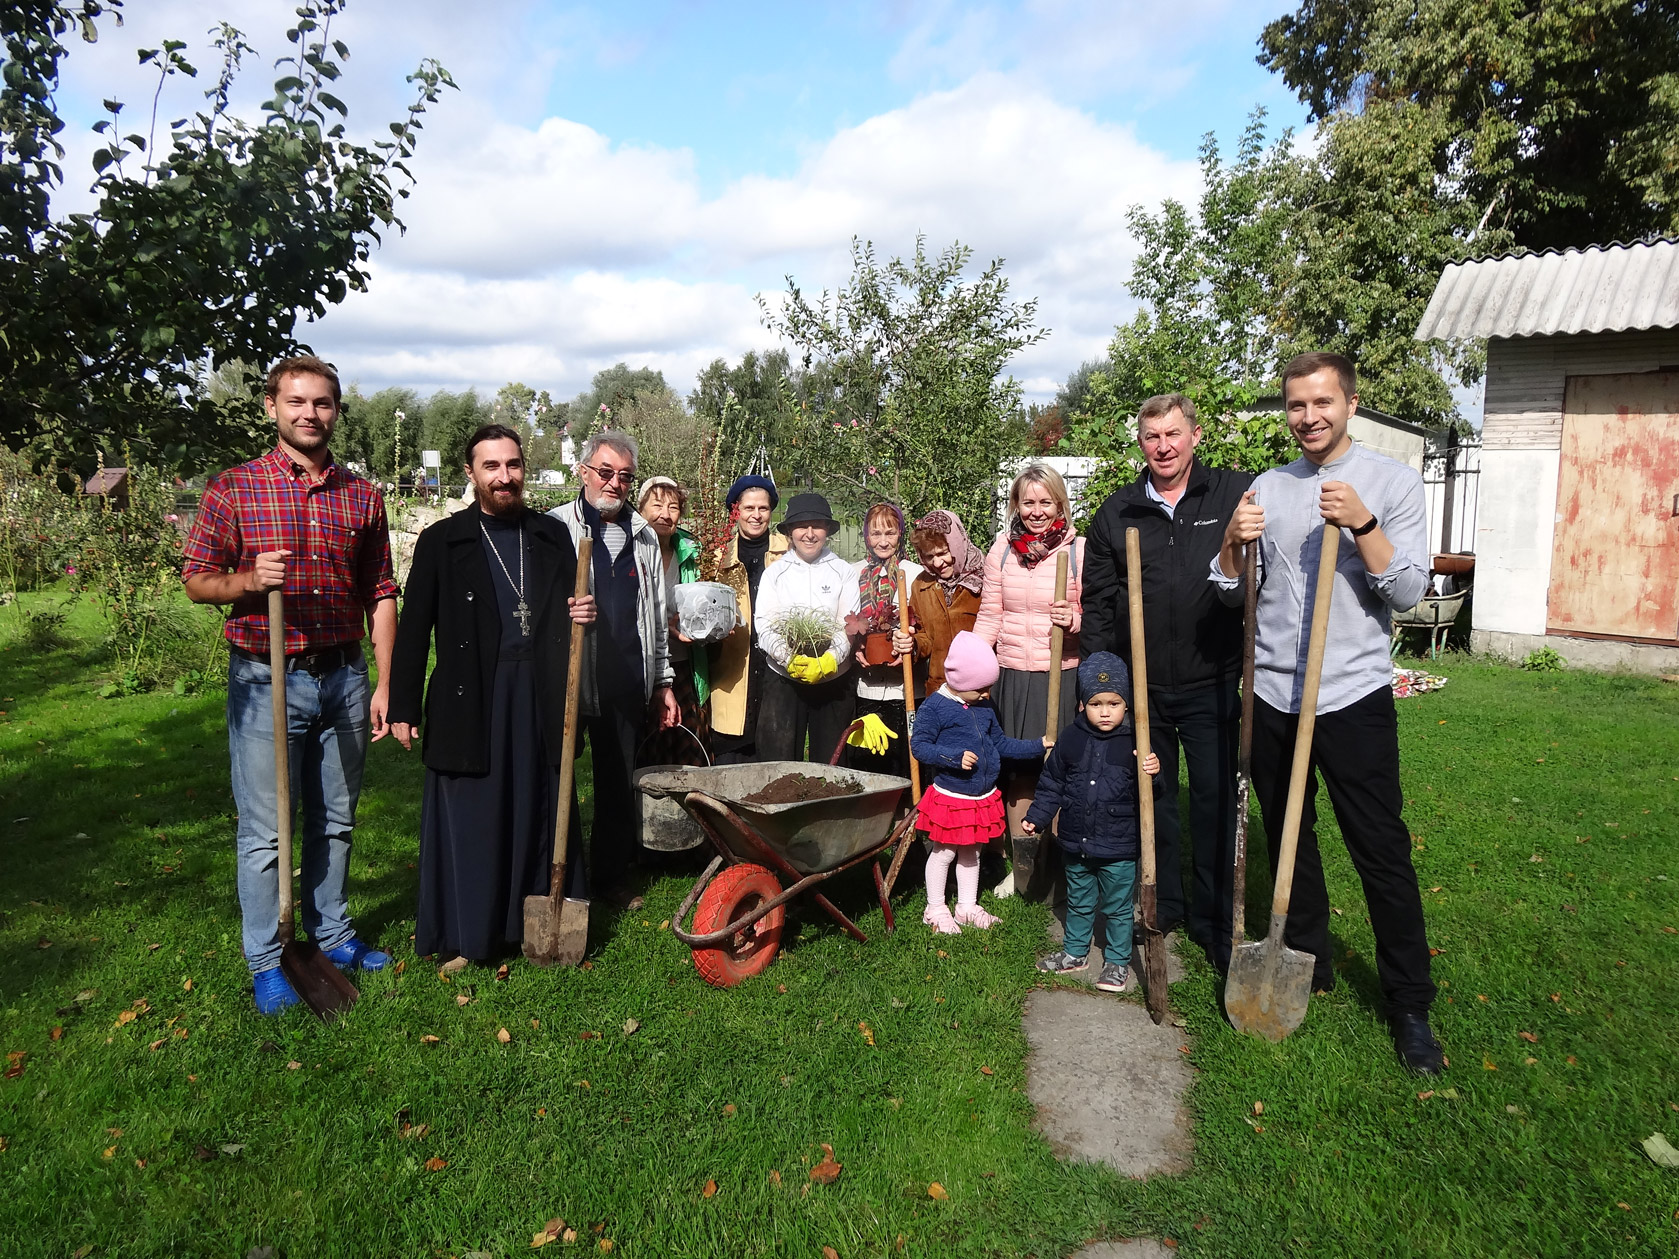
[1094,963,1130,993]
[1036,949,1088,974]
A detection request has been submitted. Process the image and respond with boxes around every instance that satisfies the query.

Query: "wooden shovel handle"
[1231,541,1258,947]
[1043,551,1069,746]
[268,589,294,941]
[895,565,920,800]
[1270,524,1340,917]
[551,533,592,887]
[1125,528,1156,888]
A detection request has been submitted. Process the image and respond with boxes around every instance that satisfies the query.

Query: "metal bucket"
[633,764,709,852]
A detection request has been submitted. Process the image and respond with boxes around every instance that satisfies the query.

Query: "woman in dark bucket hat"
[776,492,840,534]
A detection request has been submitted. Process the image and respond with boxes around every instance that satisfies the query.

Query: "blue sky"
[52,0,1315,404]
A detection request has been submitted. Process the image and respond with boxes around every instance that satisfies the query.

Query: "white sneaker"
[992,870,1015,899]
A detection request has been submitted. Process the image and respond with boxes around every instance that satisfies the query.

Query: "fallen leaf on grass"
[146,1038,165,1052]
[392,960,406,975]
[286,1061,301,1071]
[1641,1133,1679,1169]
[702,1178,718,1198]
[562,1229,577,1244]
[822,1248,839,1259]
[1616,1202,1631,1211]
[580,1031,599,1041]
[622,1018,639,1036]
[456,994,470,1007]
[1664,926,1677,935]
[597,1240,613,1253]
[422,1157,447,1172]
[769,1170,782,1185]
[927,1182,949,1200]
[532,1217,566,1248]
[114,1010,137,1028]
[1253,1101,1265,1115]
[107,1127,121,1138]
[1567,1056,1578,1065]
[722,1103,736,1116]
[1519,1031,1538,1043]
[777,984,787,994]
[496,964,510,981]
[1550,993,1561,1002]
[102,1146,116,1159]
[859,1021,875,1047]
[1416,1091,1435,1101]
[72,1247,93,1259]
[980,1066,994,1076]
[400,1124,429,1140]
[1483,1058,1498,1071]
[134,1158,145,1169]
[147,943,161,952]
[1438,1088,1459,1100]
[420,1035,440,1046]
[936,949,948,959]
[220,1144,246,1156]
[496,1027,511,1044]
[810,1144,842,1184]
[182,979,193,992]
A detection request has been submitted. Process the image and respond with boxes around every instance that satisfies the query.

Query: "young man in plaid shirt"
[183,355,399,1013]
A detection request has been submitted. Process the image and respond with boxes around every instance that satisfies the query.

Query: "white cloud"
[316,73,1200,402]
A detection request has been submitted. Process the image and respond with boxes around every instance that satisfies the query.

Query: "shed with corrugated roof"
[1415,239,1679,670]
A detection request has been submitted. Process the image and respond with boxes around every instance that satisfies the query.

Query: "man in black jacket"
[388,425,596,968]
[1082,394,1253,971]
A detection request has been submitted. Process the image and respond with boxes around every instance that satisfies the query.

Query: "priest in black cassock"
[388,424,596,968]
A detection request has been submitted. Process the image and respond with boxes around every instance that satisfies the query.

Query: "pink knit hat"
[943,630,999,692]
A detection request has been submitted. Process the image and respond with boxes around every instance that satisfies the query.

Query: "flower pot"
[862,631,895,667]
[673,581,739,642]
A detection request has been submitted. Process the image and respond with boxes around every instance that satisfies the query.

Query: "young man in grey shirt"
[1212,351,1443,1075]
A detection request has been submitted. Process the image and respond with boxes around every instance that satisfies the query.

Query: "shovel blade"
[280,940,360,1022]
[1224,937,1315,1042]
[1137,928,1170,1023]
[521,894,590,968]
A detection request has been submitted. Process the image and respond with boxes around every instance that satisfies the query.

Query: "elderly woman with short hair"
[974,461,1084,898]
[636,476,711,767]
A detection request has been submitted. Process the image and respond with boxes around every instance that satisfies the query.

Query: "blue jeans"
[1063,855,1138,967]
[227,651,370,973]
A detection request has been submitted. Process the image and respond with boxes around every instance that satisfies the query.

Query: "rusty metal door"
[1548,372,1679,641]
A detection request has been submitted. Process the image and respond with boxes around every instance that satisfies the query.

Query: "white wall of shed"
[1472,447,1559,635]
[1348,413,1425,470]
[1482,329,1679,449]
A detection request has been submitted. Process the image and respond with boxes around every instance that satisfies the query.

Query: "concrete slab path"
[1022,988,1194,1178]
[1065,1241,1178,1259]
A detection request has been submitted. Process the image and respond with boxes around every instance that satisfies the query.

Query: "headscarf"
[913,509,986,605]
[1007,514,1069,568]
[856,503,906,629]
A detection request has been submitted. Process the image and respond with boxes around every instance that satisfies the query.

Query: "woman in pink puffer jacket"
[973,461,1083,899]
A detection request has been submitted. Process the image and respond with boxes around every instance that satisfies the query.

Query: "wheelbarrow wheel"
[691,863,784,988]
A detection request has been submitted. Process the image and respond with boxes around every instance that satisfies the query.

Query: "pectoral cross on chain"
[515,597,532,638]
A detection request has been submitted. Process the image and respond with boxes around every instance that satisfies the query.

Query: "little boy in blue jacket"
[1023,651,1160,992]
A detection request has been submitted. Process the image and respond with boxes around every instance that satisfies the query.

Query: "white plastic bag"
[673,581,738,642]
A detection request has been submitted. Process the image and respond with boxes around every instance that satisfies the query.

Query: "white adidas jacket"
[755,546,861,679]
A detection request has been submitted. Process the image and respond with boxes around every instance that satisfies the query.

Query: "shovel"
[268,590,360,1021]
[1229,541,1258,963]
[522,531,593,967]
[1125,528,1168,1023]
[879,564,921,902]
[1225,523,1340,1042]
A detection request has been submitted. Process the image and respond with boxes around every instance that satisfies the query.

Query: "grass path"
[2,599,1676,1257]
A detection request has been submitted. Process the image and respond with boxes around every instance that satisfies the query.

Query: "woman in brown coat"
[891,509,985,695]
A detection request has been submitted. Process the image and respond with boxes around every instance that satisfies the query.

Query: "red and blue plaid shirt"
[182,447,398,656]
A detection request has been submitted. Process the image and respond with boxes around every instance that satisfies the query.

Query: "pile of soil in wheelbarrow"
[739,773,863,806]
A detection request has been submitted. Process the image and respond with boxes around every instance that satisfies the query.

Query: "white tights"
[925,842,981,909]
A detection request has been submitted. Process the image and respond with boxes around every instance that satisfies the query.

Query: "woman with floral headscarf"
[892,509,986,696]
[844,502,921,777]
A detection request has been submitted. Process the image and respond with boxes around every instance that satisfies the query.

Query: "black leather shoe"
[1391,1011,1445,1075]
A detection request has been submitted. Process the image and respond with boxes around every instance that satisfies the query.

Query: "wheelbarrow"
[653,756,916,987]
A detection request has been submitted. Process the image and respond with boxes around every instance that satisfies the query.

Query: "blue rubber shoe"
[253,967,300,1014]
[323,937,392,972]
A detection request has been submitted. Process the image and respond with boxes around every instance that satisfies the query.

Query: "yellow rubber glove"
[788,651,838,684]
[845,711,899,755]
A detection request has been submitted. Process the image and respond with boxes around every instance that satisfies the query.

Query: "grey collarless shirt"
[1209,442,1428,715]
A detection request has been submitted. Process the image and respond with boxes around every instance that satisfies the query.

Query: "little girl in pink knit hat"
[908,631,1050,933]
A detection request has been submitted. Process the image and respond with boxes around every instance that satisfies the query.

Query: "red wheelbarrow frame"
[671,720,921,975]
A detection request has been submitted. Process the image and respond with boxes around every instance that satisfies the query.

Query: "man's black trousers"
[1250,684,1435,1016]
[1148,680,1239,965]
[583,702,642,895]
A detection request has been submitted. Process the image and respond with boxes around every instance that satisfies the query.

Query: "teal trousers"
[1063,855,1138,966]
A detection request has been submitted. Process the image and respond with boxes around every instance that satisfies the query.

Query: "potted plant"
[771,606,841,661]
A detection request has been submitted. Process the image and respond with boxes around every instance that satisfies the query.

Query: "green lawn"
[2,593,1676,1257]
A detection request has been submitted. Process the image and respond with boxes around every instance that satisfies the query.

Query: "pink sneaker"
[954,904,1000,930]
[923,904,961,935]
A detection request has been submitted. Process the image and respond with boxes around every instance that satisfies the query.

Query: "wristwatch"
[1351,515,1380,537]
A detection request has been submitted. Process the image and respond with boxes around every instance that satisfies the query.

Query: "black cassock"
[414,513,585,961]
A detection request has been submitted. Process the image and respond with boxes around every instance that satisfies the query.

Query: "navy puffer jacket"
[1024,713,1161,861]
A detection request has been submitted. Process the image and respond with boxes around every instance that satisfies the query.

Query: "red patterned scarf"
[1008,515,1068,568]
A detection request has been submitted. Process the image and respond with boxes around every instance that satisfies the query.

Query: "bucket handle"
[635,722,712,769]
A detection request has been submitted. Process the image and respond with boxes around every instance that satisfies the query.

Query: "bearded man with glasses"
[549,429,680,908]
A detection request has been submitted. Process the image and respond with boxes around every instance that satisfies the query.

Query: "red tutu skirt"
[917,784,1005,847]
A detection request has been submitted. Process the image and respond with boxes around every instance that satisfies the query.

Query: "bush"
[0,449,80,594]
[1521,645,1566,672]
[21,601,72,651]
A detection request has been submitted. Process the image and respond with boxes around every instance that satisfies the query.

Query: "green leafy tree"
[0,0,455,473]
[689,348,810,483]
[418,390,488,485]
[566,364,670,444]
[1259,0,1679,249]
[337,385,421,479]
[761,236,1044,543]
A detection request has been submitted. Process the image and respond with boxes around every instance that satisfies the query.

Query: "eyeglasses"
[582,463,634,484]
